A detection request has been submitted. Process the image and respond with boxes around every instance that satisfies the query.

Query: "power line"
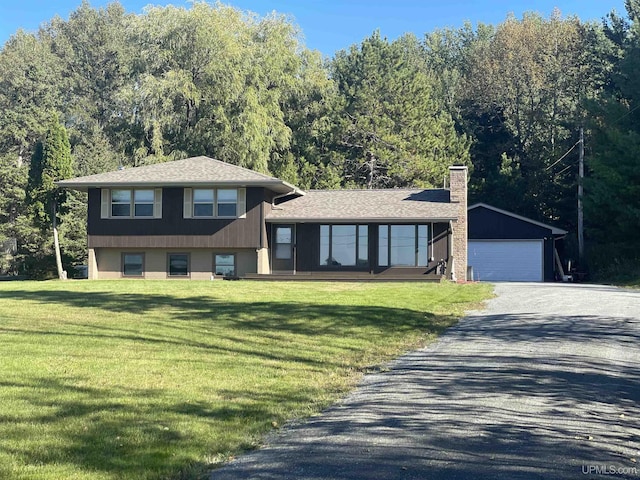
[545,139,581,172]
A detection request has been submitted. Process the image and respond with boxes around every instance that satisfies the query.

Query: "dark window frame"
[213,253,236,277]
[378,224,429,267]
[121,252,145,277]
[274,225,293,260]
[319,224,368,268]
[167,253,190,278]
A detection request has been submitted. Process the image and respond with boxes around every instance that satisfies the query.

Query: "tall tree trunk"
[52,199,66,280]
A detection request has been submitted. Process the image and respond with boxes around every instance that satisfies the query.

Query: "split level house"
[57,157,469,281]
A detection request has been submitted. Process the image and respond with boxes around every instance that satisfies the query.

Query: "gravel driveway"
[211,283,640,480]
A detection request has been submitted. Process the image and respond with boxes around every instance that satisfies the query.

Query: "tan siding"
[95,249,122,279]
[93,248,258,279]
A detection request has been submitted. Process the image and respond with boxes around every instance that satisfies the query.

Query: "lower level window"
[168,253,189,277]
[122,253,144,276]
[214,254,235,276]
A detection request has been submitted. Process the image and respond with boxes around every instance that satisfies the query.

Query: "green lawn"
[0,280,491,480]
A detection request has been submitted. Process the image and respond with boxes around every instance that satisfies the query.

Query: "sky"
[0,0,628,56]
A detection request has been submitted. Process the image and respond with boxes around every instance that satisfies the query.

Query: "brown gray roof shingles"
[56,156,301,194]
[267,189,458,222]
[58,156,459,221]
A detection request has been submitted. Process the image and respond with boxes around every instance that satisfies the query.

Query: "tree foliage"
[583,0,640,275]
[26,113,73,231]
[331,32,470,188]
[0,1,638,277]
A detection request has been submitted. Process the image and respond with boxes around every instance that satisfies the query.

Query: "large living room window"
[319,225,368,267]
[168,253,189,277]
[378,225,428,267]
[109,189,157,218]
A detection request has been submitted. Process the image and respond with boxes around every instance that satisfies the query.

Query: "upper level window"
[193,189,215,217]
[111,189,131,217]
[134,190,154,217]
[217,189,237,217]
[184,188,245,219]
[320,225,368,267]
[106,188,159,218]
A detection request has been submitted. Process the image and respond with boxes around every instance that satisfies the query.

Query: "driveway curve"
[211,283,640,480]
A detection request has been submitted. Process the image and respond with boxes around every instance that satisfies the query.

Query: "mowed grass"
[0,280,492,480]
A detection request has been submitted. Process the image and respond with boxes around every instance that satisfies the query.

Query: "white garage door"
[468,240,543,282]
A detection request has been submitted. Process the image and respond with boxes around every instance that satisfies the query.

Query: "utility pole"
[578,127,584,265]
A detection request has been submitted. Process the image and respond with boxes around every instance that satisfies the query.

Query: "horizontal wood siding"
[468,206,552,239]
[88,187,267,249]
[468,205,557,282]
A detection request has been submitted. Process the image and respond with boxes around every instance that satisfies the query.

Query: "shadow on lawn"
[209,312,640,480]
[0,288,457,480]
[2,288,456,367]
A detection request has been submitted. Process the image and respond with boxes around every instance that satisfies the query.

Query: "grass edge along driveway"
[0,280,491,480]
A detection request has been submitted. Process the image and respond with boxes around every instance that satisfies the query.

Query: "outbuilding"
[467,203,567,282]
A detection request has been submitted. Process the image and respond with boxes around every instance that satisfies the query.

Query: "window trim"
[167,253,190,278]
[378,224,430,267]
[192,188,216,218]
[319,224,369,268]
[213,253,236,277]
[184,187,246,219]
[216,189,238,218]
[111,189,132,217]
[102,188,161,219]
[133,189,155,217]
[121,252,145,277]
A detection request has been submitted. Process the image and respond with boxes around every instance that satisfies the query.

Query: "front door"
[272,224,295,272]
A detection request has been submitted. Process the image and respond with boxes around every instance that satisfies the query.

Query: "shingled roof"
[56,156,303,195]
[266,189,459,222]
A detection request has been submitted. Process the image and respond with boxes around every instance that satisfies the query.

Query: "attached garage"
[468,240,543,282]
[468,203,567,282]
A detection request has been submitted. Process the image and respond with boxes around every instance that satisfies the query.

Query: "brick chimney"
[449,166,468,282]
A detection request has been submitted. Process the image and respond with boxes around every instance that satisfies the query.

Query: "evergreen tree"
[584,0,640,276]
[331,32,470,188]
[26,113,73,279]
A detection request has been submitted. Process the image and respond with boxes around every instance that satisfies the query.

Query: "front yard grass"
[0,280,491,480]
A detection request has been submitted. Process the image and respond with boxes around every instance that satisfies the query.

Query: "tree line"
[0,0,638,279]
